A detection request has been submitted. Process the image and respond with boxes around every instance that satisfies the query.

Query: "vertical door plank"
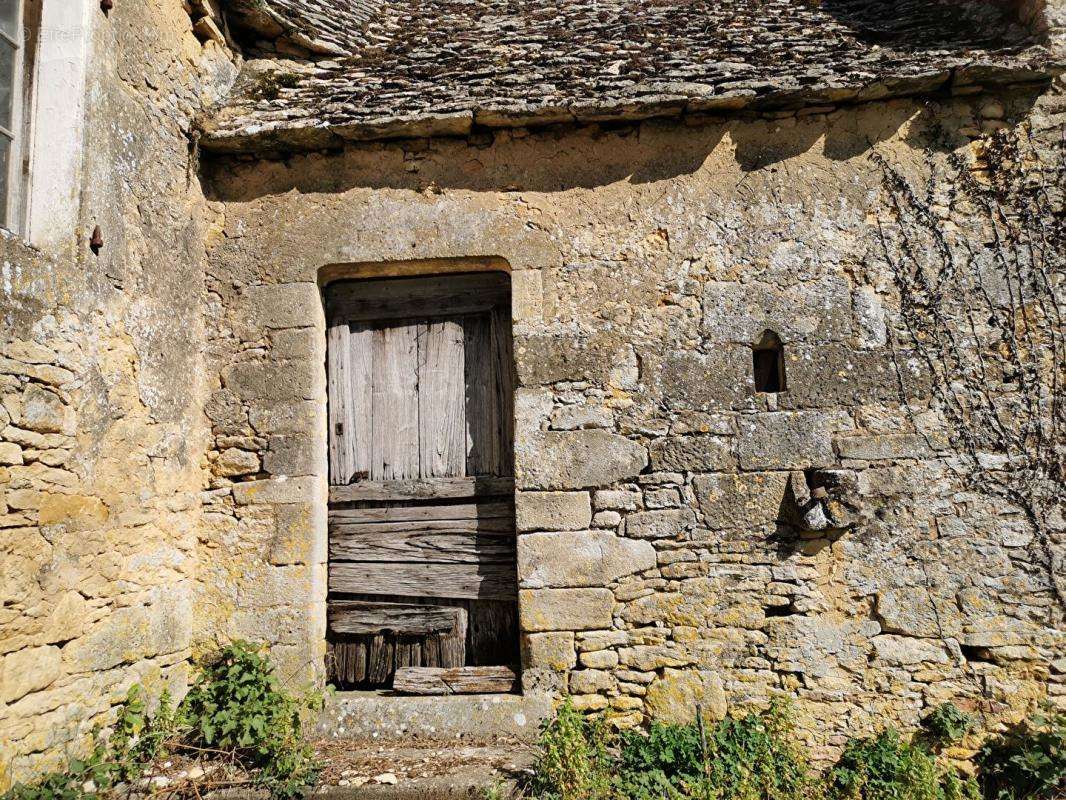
[327,323,355,486]
[491,308,516,477]
[464,314,497,476]
[418,319,467,478]
[367,634,395,685]
[371,324,420,480]
[348,325,374,480]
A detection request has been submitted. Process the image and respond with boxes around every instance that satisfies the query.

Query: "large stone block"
[736,412,837,470]
[645,669,726,724]
[835,434,934,461]
[62,593,192,673]
[521,631,576,671]
[0,646,62,703]
[263,433,323,477]
[249,400,320,436]
[701,277,852,344]
[779,346,901,408]
[649,435,734,471]
[649,348,750,411]
[247,283,322,330]
[223,359,321,403]
[519,588,614,632]
[871,635,951,665]
[516,491,592,532]
[517,430,647,490]
[519,531,656,588]
[618,644,693,671]
[570,669,616,694]
[232,476,319,506]
[515,333,629,386]
[624,508,696,539]
[269,502,327,566]
[693,472,789,529]
[875,588,957,639]
[214,448,260,477]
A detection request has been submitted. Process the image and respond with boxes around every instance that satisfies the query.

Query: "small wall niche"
[752,330,786,393]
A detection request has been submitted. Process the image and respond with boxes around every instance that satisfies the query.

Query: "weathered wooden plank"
[367,634,394,685]
[330,531,516,563]
[327,324,355,486]
[330,517,514,536]
[328,601,466,636]
[329,561,517,600]
[326,273,510,324]
[392,666,519,696]
[331,640,368,685]
[491,308,516,477]
[464,313,497,477]
[371,324,419,480]
[418,319,467,478]
[328,477,515,503]
[328,501,512,524]
[348,325,374,479]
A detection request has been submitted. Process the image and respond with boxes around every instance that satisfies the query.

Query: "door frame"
[318,258,520,692]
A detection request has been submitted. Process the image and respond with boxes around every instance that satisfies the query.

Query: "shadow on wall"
[819,0,1040,49]
[201,91,1041,203]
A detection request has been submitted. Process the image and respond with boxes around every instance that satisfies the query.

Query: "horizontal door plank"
[331,531,516,563]
[330,518,514,537]
[330,477,515,503]
[330,561,517,600]
[328,501,513,525]
[328,601,466,636]
[393,666,519,695]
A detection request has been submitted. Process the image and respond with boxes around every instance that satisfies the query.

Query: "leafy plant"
[1,740,114,800]
[976,705,1065,800]
[616,720,704,800]
[614,699,814,800]
[827,728,978,800]
[1,641,323,800]
[180,640,322,799]
[530,698,614,800]
[922,704,975,749]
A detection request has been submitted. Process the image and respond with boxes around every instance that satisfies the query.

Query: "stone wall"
[0,0,236,784]
[202,83,1064,754]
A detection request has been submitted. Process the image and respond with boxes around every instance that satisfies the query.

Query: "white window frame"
[0,0,30,233]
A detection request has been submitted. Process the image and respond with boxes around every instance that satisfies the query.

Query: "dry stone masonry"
[1,0,1064,785]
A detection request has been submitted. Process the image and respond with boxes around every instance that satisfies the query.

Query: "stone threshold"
[316,691,552,743]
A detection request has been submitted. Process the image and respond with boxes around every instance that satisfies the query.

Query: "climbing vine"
[872,123,1065,611]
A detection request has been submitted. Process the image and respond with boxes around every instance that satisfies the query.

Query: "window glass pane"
[0,39,13,132]
[0,135,11,226]
[0,0,18,42]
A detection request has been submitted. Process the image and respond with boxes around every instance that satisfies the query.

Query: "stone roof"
[224,0,385,56]
[201,0,1060,153]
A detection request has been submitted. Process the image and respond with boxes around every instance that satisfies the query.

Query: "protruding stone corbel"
[790,469,863,532]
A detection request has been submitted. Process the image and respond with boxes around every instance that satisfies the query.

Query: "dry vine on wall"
[872,126,1065,613]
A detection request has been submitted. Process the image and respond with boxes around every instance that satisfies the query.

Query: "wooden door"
[325,272,519,691]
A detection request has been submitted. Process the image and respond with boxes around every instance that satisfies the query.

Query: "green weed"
[530,698,614,800]
[2,641,323,800]
[825,728,978,800]
[977,705,1064,800]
